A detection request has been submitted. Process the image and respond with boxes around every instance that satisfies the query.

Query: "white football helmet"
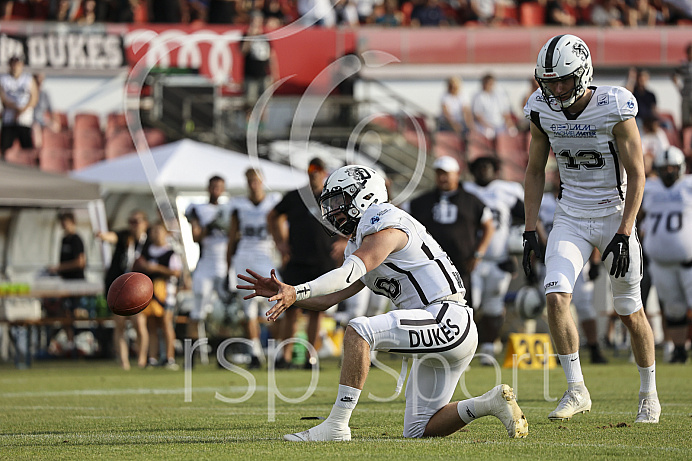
[515,285,546,320]
[535,34,593,111]
[653,146,686,186]
[319,165,388,236]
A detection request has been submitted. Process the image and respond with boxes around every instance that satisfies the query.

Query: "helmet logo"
[572,42,589,62]
[345,166,372,183]
[542,72,557,77]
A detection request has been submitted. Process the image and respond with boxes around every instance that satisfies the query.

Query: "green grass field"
[1,352,691,460]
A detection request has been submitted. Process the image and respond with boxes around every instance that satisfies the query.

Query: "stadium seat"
[40,128,72,173]
[74,113,101,131]
[54,112,69,131]
[105,130,136,159]
[658,112,681,148]
[467,131,495,160]
[144,128,167,148]
[73,126,105,170]
[106,112,128,139]
[433,131,465,167]
[520,2,545,26]
[5,143,38,166]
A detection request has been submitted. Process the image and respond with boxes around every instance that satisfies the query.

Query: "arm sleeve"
[294,254,367,301]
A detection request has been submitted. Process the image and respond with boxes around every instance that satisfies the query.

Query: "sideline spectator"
[242,11,279,123]
[407,156,495,311]
[0,55,37,160]
[374,0,403,25]
[208,0,237,24]
[135,221,183,370]
[672,41,692,129]
[471,74,517,145]
[32,72,60,150]
[591,0,625,26]
[410,0,448,26]
[267,158,333,369]
[97,210,150,370]
[626,67,658,132]
[185,175,230,364]
[48,211,86,355]
[438,76,473,145]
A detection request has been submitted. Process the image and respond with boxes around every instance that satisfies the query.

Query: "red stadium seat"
[74,113,101,131]
[5,142,38,166]
[73,126,105,170]
[520,2,545,26]
[106,112,128,139]
[54,112,69,131]
[105,130,136,160]
[144,128,167,148]
[434,131,465,167]
[39,128,72,173]
[658,112,681,148]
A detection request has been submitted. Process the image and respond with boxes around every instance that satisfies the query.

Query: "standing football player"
[464,156,524,365]
[239,165,528,441]
[522,34,660,423]
[640,146,692,363]
[227,168,282,368]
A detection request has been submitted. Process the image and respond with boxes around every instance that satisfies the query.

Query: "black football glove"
[522,231,544,280]
[602,233,630,278]
[588,261,601,281]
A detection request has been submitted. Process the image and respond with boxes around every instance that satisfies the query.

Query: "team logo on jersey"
[535,94,546,102]
[550,123,596,138]
[572,42,589,61]
[597,94,609,106]
[626,100,635,110]
[374,277,402,299]
[371,216,380,224]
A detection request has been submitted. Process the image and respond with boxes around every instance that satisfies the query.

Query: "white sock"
[457,399,478,424]
[559,352,584,385]
[251,338,264,361]
[325,385,361,427]
[637,362,656,395]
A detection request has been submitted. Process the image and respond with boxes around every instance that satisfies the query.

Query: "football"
[107,272,153,316]
[515,285,546,320]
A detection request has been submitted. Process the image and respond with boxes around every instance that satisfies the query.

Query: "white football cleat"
[477,384,528,438]
[284,421,351,442]
[634,392,661,423]
[548,388,592,421]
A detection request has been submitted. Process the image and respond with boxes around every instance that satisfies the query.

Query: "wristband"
[294,283,311,302]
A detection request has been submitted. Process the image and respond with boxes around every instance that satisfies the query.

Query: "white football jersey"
[464,180,524,261]
[185,201,230,273]
[344,203,465,310]
[641,175,692,264]
[233,192,282,258]
[524,85,638,218]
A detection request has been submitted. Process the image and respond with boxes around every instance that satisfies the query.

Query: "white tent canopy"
[71,139,308,193]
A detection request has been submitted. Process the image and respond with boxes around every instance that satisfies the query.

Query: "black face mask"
[658,167,679,188]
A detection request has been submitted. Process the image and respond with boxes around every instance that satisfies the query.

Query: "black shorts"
[1,125,33,152]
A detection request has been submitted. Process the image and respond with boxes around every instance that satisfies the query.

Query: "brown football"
[107,272,153,316]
